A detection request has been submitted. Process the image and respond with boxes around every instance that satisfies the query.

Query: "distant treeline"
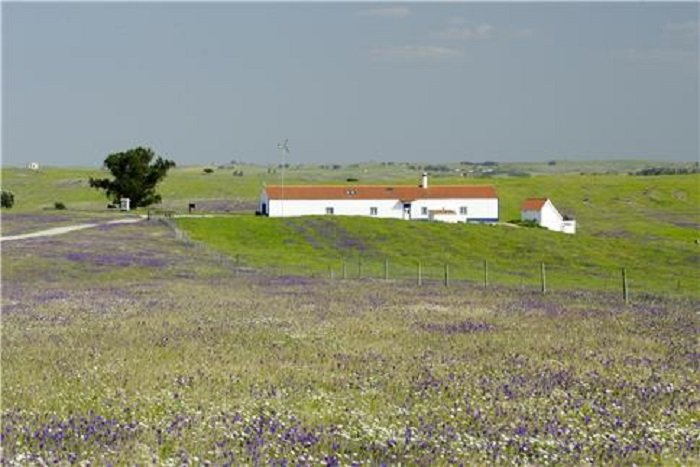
[631,166,699,176]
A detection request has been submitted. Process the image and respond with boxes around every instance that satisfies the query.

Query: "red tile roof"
[264,185,497,200]
[521,198,548,211]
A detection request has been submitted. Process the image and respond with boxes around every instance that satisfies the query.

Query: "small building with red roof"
[259,173,499,222]
[521,198,576,234]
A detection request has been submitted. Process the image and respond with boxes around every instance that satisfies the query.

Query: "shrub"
[203,168,214,174]
[1,189,15,208]
[54,202,66,210]
[508,219,542,228]
[506,170,531,177]
[424,164,451,172]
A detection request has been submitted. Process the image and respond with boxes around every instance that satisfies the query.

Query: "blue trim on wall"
[467,218,499,222]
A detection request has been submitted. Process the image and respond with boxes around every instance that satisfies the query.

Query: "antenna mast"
[277,139,290,217]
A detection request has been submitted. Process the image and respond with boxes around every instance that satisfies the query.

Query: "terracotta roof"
[264,185,497,200]
[521,198,548,211]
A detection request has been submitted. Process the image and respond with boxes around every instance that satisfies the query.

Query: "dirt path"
[0,218,144,242]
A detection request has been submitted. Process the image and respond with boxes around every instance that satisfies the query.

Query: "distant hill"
[1,160,697,212]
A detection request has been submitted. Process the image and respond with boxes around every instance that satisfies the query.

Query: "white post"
[120,198,130,211]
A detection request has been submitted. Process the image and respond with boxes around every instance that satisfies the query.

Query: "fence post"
[358,258,362,279]
[417,261,422,286]
[342,261,347,280]
[540,262,547,294]
[235,254,241,277]
[444,263,449,287]
[329,266,334,280]
[384,257,389,281]
[483,260,488,288]
[622,267,629,304]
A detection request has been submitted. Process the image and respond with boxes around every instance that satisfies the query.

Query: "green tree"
[89,147,175,208]
[1,189,15,208]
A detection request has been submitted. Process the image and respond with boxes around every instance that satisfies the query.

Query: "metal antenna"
[277,138,290,155]
[277,139,290,217]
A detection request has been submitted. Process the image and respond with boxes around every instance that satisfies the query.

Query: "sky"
[2,1,699,167]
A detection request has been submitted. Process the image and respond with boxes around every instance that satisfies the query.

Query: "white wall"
[413,198,498,222]
[262,192,499,222]
[521,200,576,234]
[561,220,576,234]
[268,198,406,218]
[539,201,563,231]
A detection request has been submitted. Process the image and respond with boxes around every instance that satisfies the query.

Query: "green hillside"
[175,208,699,298]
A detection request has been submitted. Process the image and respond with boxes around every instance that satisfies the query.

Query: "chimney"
[421,172,428,189]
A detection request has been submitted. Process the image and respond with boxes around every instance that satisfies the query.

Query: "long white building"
[258,174,499,222]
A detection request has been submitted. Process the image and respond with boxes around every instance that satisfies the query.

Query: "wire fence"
[158,217,697,302]
[255,257,695,301]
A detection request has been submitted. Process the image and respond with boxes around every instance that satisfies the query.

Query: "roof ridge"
[265,184,497,188]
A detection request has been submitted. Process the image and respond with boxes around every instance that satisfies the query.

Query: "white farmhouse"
[521,198,576,234]
[259,174,499,222]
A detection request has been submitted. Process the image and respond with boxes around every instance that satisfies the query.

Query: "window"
[370,207,378,216]
[460,206,468,215]
[326,207,334,215]
[421,207,428,215]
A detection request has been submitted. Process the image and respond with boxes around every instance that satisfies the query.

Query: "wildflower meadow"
[1,215,697,464]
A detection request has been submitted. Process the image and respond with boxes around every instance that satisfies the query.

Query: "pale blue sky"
[2,2,698,166]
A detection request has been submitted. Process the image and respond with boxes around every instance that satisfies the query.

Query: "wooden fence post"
[384,257,389,281]
[417,261,422,286]
[342,261,347,280]
[622,267,629,304]
[483,260,488,287]
[358,258,362,279]
[540,262,547,294]
[444,263,449,287]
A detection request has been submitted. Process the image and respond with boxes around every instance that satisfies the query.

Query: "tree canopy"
[89,147,176,208]
[1,189,15,209]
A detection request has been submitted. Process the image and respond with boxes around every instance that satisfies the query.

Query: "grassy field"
[169,170,698,298]
[1,161,698,463]
[1,217,697,464]
[2,159,697,214]
[175,212,699,298]
[3,163,698,295]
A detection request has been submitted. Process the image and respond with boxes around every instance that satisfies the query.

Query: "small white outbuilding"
[521,198,576,234]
